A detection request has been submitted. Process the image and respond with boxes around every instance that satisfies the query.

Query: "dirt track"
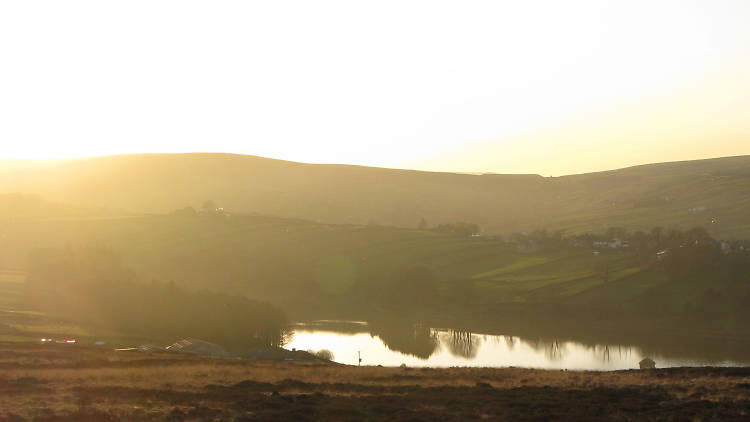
[1,342,749,421]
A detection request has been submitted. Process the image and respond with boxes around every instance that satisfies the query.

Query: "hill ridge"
[1,153,749,237]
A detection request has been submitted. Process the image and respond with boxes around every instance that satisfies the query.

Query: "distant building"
[593,238,629,249]
[608,238,629,248]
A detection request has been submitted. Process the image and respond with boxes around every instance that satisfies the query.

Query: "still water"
[286,320,750,370]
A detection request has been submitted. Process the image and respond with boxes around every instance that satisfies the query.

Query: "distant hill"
[1,153,749,238]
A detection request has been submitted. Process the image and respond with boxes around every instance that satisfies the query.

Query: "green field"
[0,155,748,325]
[1,212,676,310]
[2,207,748,347]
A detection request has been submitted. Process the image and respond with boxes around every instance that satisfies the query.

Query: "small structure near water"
[639,357,656,369]
[138,344,165,353]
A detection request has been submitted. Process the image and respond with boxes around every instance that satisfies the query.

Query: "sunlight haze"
[3,3,750,418]
[1,0,749,175]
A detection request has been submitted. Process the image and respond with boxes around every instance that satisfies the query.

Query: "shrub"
[314,349,334,361]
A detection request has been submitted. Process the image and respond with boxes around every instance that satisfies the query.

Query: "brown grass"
[1,342,749,421]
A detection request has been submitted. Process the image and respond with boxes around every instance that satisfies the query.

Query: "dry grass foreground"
[1,342,749,421]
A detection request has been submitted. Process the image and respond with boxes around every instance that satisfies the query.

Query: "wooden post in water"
[358,351,362,366]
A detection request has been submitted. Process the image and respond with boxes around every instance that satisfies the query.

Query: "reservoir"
[287,320,750,370]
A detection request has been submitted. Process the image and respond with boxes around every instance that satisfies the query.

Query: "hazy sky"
[1,1,749,176]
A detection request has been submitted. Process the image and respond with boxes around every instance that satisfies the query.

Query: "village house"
[607,238,629,248]
[593,238,629,249]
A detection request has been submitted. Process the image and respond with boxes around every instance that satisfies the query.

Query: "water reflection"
[367,320,438,359]
[504,335,516,350]
[444,330,479,359]
[545,340,565,361]
[287,320,750,370]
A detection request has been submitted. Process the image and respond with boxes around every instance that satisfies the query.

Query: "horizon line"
[1,151,749,179]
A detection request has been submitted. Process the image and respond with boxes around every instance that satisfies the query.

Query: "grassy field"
[1,213,665,309]
[2,213,691,361]
[0,266,134,345]
[0,341,749,421]
[3,204,744,345]
[0,269,25,310]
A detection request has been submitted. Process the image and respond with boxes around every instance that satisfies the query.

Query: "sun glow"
[1,1,749,174]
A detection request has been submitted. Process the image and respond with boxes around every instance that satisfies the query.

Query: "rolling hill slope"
[3,211,744,330]
[1,153,749,237]
[0,212,652,307]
